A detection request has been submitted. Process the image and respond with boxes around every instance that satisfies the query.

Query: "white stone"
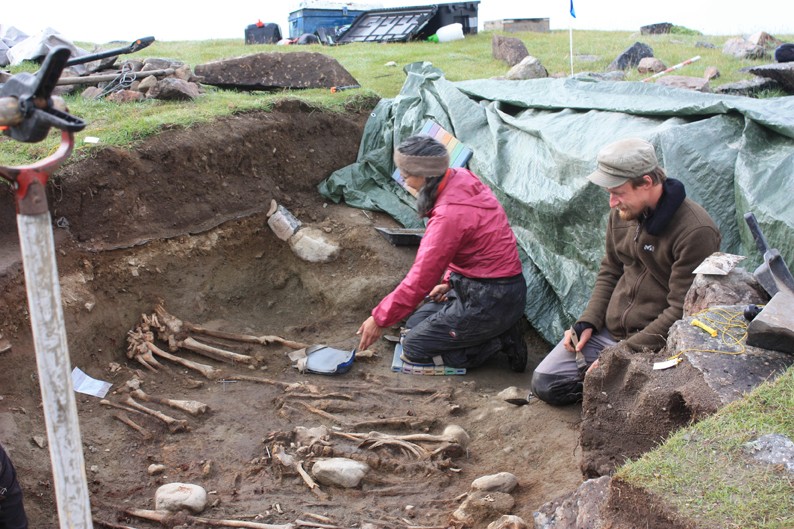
[310,457,369,488]
[288,227,340,263]
[471,472,519,493]
[155,482,208,513]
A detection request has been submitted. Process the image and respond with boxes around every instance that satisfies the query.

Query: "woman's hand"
[357,316,384,351]
[427,283,451,302]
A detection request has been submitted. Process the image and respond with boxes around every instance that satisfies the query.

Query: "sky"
[3,0,794,45]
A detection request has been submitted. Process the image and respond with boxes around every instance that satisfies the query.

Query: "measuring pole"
[0,132,94,529]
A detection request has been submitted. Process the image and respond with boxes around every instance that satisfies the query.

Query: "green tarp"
[318,62,794,343]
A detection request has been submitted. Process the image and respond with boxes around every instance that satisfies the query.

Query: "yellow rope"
[668,306,763,360]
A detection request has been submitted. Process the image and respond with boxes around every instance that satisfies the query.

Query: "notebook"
[391,343,466,376]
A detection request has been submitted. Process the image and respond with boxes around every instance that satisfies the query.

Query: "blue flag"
[570,0,576,18]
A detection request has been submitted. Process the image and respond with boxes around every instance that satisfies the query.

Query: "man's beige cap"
[587,138,659,188]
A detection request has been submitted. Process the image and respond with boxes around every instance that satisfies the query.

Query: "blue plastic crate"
[288,8,367,38]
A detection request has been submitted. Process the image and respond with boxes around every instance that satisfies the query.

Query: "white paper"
[71,367,112,398]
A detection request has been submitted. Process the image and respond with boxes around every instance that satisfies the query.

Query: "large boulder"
[607,42,654,71]
[194,52,359,90]
[492,35,529,66]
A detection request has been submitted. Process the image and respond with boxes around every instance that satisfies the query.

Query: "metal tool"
[64,36,155,66]
[743,212,794,297]
[0,47,93,529]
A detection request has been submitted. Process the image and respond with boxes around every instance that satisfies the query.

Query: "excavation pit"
[0,103,584,528]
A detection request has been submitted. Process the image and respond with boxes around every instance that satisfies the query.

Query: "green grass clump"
[616,366,794,529]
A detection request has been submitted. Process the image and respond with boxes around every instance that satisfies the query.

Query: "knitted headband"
[394,149,450,178]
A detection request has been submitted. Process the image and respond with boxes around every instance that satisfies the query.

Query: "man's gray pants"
[530,328,617,406]
[402,272,526,368]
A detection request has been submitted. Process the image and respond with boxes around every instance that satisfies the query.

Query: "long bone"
[111,412,153,440]
[332,425,470,459]
[130,388,209,416]
[150,311,259,366]
[119,395,189,433]
[155,303,308,350]
[124,508,297,529]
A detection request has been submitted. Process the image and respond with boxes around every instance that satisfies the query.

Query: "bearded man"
[530,138,721,405]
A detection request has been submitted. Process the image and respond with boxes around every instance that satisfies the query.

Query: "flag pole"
[569,0,576,76]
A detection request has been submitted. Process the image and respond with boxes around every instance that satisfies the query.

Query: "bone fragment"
[125,508,296,529]
[120,395,189,433]
[111,412,153,440]
[295,461,319,490]
[130,388,209,416]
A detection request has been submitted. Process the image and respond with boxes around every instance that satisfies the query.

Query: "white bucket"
[436,23,464,43]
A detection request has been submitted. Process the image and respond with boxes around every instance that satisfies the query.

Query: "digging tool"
[0,47,93,528]
[743,212,794,297]
[64,36,155,66]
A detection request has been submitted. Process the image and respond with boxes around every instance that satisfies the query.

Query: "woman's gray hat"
[587,138,659,188]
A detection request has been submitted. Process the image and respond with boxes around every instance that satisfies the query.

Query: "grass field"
[1,28,791,166]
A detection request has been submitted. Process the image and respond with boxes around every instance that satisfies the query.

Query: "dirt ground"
[0,101,587,528]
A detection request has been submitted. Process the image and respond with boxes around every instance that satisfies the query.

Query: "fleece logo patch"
[643,244,655,253]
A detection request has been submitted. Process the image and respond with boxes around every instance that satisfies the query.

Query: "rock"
[497,386,528,405]
[684,266,768,316]
[106,89,145,103]
[505,55,547,80]
[667,306,794,405]
[487,514,528,529]
[32,435,47,448]
[155,483,208,514]
[703,66,720,80]
[744,433,794,472]
[147,78,201,101]
[747,290,794,353]
[637,57,666,74]
[147,464,166,476]
[722,37,768,60]
[746,62,794,93]
[471,472,518,493]
[714,76,782,96]
[288,227,340,263]
[640,23,672,35]
[310,458,369,488]
[655,75,711,92]
[81,86,104,99]
[534,476,610,529]
[747,31,782,49]
[607,42,654,71]
[572,71,626,82]
[775,43,794,63]
[695,41,718,49]
[194,52,359,90]
[452,490,514,526]
[492,35,529,66]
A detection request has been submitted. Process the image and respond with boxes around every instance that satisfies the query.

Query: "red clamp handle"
[0,130,75,215]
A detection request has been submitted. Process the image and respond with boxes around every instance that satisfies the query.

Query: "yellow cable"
[668,307,756,360]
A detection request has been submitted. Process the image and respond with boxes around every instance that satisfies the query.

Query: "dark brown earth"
[0,100,592,529]
[0,94,726,529]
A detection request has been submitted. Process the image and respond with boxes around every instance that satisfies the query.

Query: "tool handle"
[743,212,771,257]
